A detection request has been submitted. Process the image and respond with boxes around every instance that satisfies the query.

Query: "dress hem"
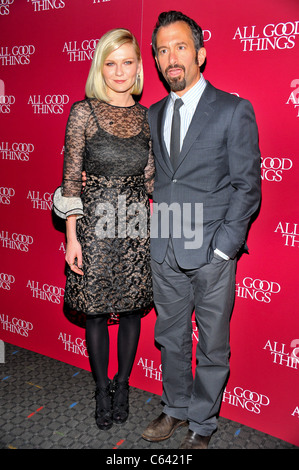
[64,301,154,326]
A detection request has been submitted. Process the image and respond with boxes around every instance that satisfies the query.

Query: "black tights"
[85,312,141,388]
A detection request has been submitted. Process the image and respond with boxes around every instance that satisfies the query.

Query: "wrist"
[66,231,80,244]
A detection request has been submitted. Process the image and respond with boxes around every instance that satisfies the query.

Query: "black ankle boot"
[112,375,129,424]
[94,381,113,430]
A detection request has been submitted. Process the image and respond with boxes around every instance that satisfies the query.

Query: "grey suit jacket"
[149,81,261,269]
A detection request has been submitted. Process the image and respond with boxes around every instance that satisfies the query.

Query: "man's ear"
[197,47,207,66]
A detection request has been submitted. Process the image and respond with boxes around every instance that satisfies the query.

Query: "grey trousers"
[151,239,237,436]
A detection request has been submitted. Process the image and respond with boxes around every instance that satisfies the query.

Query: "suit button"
[172,179,177,183]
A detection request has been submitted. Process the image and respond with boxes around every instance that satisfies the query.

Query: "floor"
[0,342,297,452]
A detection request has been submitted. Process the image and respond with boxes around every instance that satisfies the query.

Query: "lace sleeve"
[62,100,89,197]
[53,101,89,219]
[144,139,155,197]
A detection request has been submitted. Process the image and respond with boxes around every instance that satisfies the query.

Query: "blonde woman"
[53,29,154,431]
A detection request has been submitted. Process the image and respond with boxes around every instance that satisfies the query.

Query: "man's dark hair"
[152,11,204,56]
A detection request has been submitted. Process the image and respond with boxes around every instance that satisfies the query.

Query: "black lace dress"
[56,99,155,322]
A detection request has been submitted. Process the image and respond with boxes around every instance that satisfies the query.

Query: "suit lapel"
[153,82,217,174]
[155,96,173,175]
[174,82,216,172]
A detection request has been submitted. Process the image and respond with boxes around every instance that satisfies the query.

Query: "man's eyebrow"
[157,41,188,51]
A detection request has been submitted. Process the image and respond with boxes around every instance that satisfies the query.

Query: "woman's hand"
[65,239,84,275]
[65,215,83,275]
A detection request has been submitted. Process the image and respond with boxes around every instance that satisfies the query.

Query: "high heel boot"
[94,381,113,430]
[112,375,129,424]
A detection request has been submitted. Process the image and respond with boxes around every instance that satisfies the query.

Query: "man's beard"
[164,64,186,92]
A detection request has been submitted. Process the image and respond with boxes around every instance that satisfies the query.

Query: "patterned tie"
[170,98,183,168]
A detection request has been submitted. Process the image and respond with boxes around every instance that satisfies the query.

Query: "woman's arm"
[65,215,83,275]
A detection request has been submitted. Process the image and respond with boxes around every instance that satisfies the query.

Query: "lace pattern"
[62,99,155,197]
[60,99,155,320]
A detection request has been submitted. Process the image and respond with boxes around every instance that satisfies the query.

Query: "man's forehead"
[156,22,193,45]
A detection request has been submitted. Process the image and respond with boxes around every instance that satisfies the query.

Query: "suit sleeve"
[214,99,261,258]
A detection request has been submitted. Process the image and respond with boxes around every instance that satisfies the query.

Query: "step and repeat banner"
[1,0,299,446]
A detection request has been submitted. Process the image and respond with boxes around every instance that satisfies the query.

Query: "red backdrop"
[1,0,299,447]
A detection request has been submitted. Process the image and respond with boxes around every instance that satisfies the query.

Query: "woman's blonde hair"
[85,28,144,102]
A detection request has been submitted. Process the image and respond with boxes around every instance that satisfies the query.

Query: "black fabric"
[85,311,141,387]
[170,98,183,168]
[117,312,141,382]
[86,315,110,388]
